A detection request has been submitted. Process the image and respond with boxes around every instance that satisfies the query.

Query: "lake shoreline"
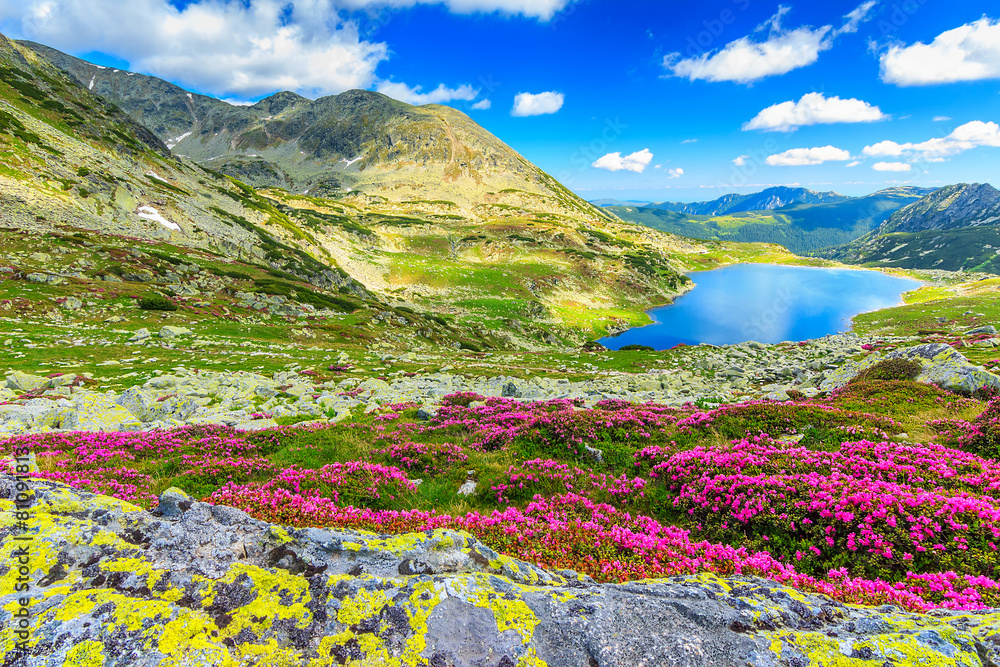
[601,263,922,350]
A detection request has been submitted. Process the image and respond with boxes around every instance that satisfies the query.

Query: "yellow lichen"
[63,639,105,667]
[338,587,391,627]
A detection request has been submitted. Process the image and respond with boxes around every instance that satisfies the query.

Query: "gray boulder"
[887,343,1000,395]
[6,371,48,393]
[820,343,1000,395]
[128,328,151,342]
[59,296,83,310]
[158,325,192,339]
[116,386,159,421]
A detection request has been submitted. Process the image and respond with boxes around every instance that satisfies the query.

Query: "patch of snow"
[88,76,95,90]
[340,155,364,168]
[93,65,106,70]
[187,93,193,100]
[145,170,165,181]
[165,131,192,149]
[113,69,119,73]
[136,206,180,231]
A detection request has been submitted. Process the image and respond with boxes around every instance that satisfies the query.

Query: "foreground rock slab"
[1,477,998,666]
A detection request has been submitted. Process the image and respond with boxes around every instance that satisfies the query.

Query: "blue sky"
[3,0,998,202]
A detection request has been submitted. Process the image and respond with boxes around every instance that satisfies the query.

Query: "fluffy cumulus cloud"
[663,2,875,84]
[592,149,654,173]
[2,0,389,98]
[872,162,912,172]
[376,81,478,105]
[733,155,750,166]
[511,91,564,117]
[337,0,572,19]
[0,0,571,99]
[862,121,1000,161]
[880,18,1000,86]
[667,167,684,178]
[471,99,492,110]
[743,92,887,132]
[765,145,852,166]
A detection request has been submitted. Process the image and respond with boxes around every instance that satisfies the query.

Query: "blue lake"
[600,264,921,350]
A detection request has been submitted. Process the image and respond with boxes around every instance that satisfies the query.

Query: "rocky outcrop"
[1,477,998,666]
[819,342,1000,395]
[879,183,1000,234]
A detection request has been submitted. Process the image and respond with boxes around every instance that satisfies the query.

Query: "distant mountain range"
[608,186,936,254]
[646,186,854,216]
[818,183,1000,272]
[590,198,652,208]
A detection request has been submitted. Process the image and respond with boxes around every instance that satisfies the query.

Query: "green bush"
[620,344,654,352]
[138,294,177,311]
[850,359,922,384]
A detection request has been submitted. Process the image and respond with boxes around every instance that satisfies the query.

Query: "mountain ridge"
[21,40,614,223]
[647,186,852,216]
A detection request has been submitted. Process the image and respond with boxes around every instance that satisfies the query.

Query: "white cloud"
[471,99,492,110]
[337,0,572,20]
[765,145,852,166]
[862,120,1000,160]
[667,167,684,179]
[5,0,388,98]
[592,149,654,173]
[733,154,750,166]
[872,162,912,172]
[933,115,952,122]
[846,160,861,167]
[663,2,875,84]
[880,18,1000,86]
[743,92,887,132]
[376,81,478,105]
[511,91,564,117]
[681,138,698,144]
[0,0,572,99]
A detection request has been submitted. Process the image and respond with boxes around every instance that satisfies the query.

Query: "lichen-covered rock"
[5,371,48,393]
[62,394,143,431]
[886,343,1000,395]
[1,477,998,666]
[158,325,192,339]
[819,343,1000,395]
[116,386,160,421]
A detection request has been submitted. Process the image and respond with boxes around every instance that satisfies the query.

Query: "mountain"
[22,40,613,223]
[819,184,1000,272]
[1,33,802,349]
[876,183,1000,234]
[649,186,851,216]
[609,187,932,254]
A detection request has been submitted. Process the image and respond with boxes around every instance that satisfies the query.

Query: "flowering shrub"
[931,397,1000,460]
[658,435,1000,582]
[5,386,1000,611]
[208,461,417,514]
[491,458,651,508]
[373,441,468,475]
